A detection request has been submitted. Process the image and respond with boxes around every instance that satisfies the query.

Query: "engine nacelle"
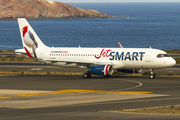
[117,69,142,73]
[90,65,113,76]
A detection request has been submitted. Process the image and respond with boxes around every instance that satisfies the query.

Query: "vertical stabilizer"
[17,18,48,58]
[118,42,123,48]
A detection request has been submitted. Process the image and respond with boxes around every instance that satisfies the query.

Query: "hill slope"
[0,0,124,19]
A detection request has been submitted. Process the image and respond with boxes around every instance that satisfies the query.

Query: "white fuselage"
[16,18,177,78]
[33,47,176,69]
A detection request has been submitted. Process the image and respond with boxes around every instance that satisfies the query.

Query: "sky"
[54,0,180,3]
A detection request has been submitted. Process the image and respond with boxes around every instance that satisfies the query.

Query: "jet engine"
[90,65,113,76]
[117,69,142,73]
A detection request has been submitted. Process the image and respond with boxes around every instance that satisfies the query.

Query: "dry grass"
[142,71,180,77]
[164,49,180,54]
[174,58,180,64]
[0,50,14,53]
[0,56,35,62]
[116,105,180,114]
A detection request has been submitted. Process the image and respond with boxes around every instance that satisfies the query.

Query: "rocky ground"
[0,0,130,19]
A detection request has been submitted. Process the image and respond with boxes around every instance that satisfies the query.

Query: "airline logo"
[95,49,145,61]
[95,49,112,59]
[51,51,68,53]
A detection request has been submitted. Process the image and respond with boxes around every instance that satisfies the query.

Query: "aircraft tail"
[17,18,48,58]
[118,42,123,48]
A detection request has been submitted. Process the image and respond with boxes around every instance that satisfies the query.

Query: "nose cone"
[171,58,176,66]
[167,58,176,67]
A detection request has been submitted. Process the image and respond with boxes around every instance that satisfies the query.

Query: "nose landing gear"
[150,69,155,79]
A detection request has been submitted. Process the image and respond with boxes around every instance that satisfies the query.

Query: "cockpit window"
[157,54,170,58]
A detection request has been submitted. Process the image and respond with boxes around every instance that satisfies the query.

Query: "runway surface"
[0,75,180,120]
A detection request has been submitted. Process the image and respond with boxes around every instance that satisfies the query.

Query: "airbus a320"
[15,18,176,79]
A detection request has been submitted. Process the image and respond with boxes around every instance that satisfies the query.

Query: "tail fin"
[17,18,47,49]
[17,18,48,58]
[118,42,123,48]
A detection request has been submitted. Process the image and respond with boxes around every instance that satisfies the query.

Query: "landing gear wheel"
[103,75,111,77]
[150,69,155,79]
[150,74,155,79]
[83,73,91,78]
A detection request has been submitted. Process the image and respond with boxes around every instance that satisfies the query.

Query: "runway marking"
[112,79,143,91]
[0,89,152,99]
[0,74,17,76]
[28,68,43,71]
[59,89,151,94]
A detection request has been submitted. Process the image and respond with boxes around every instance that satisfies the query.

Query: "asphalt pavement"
[0,75,180,120]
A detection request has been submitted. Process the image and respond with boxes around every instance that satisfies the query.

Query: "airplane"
[15,18,176,79]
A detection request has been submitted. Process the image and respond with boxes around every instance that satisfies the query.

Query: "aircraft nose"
[171,58,176,66]
[168,58,176,67]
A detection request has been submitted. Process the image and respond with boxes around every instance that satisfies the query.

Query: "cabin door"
[145,50,152,62]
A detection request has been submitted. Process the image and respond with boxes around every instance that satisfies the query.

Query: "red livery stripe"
[105,65,110,76]
[24,47,32,57]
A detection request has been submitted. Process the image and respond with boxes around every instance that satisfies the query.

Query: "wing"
[28,31,38,48]
[39,58,113,68]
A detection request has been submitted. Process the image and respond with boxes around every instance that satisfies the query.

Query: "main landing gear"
[83,72,91,78]
[150,69,155,79]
